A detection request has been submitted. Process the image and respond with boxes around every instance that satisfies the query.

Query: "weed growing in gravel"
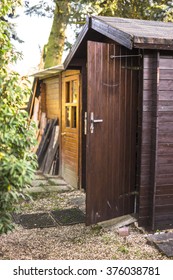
[117,245,129,254]
[90,225,102,235]
[71,237,84,244]
[112,255,118,260]
[101,234,113,244]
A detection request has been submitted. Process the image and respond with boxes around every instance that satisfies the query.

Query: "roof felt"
[91,16,173,49]
[64,16,173,69]
[94,16,173,40]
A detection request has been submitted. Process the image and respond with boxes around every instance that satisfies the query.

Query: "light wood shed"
[31,66,81,188]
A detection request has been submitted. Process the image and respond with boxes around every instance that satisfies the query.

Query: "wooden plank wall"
[138,51,158,227]
[154,55,173,229]
[139,51,173,229]
[43,76,60,120]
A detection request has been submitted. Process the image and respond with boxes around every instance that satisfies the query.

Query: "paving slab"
[147,232,173,257]
[43,185,72,193]
[47,178,67,186]
[156,240,173,257]
[26,186,46,193]
[44,175,62,179]
[31,179,50,187]
[34,175,47,180]
[147,232,173,243]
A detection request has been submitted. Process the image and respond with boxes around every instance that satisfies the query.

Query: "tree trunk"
[44,0,70,68]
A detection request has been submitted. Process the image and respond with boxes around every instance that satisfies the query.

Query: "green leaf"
[0,0,37,235]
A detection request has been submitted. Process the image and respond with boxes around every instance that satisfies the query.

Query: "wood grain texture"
[86,42,139,225]
[61,71,80,188]
[44,76,60,120]
[139,53,173,229]
[138,51,158,228]
[156,56,173,223]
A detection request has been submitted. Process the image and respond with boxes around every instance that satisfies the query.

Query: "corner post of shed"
[151,51,160,230]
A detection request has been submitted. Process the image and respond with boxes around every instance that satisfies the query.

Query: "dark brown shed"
[63,16,173,230]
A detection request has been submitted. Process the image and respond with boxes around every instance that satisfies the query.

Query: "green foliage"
[115,0,173,22]
[115,0,151,19]
[0,0,38,234]
[147,1,173,22]
[25,0,173,67]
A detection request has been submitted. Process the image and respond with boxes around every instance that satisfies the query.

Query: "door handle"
[93,119,103,123]
[90,112,103,133]
[61,132,66,136]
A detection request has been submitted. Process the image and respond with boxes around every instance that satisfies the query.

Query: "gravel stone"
[0,189,172,260]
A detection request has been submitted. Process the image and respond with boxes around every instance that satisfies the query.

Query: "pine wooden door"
[61,73,80,188]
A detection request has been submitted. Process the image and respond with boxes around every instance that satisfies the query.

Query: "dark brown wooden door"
[61,73,80,188]
[86,41,138,225]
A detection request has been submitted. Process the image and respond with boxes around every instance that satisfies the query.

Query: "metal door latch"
[90,112,103,133]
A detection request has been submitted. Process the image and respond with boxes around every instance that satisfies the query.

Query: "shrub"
[0,0,38,234]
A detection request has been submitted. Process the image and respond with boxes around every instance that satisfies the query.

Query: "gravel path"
[0,189,172,260]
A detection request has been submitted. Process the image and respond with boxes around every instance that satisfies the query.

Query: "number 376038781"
[106,266,160,276]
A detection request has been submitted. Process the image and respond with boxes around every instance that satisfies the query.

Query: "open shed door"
[61,71,80,188]
[86,41,139,225]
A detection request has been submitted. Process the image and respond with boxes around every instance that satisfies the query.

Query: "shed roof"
[64,16,173,68]
[31,64,64,79]
[93,16,173,48]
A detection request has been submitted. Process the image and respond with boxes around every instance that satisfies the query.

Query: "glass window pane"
[72,80,78,103]
[65,106,70,127]
[65,82,70,103]
[71,106,77,128]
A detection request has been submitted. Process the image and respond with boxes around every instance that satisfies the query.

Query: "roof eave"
[91,16,133,50]
[63,20,90,69]
[134,36,173,50]
[64,16,134,69]
[31,64,64,79]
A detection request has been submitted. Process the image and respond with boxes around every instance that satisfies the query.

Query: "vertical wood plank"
[86,42,139,225]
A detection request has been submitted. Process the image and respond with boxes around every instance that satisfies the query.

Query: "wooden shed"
[32,16,173,230]
[32,66,81,188]
[62,16,173,230]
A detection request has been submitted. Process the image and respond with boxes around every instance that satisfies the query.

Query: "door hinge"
[119,191,139,198]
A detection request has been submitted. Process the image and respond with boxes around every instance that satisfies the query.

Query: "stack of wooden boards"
[28,78,60,175]
[36,119,59,175]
